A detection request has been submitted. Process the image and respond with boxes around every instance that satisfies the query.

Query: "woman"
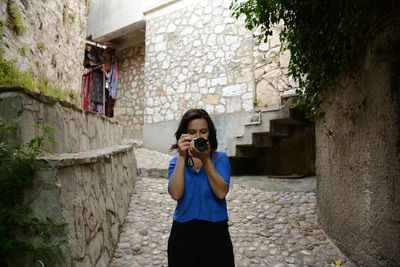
[167,108,235,267]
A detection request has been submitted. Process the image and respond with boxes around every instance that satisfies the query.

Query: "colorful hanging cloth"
[107,63,119,99]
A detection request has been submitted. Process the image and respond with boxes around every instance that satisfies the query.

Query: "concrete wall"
[87,0,184,40]
[316,25,400,266]
[0,0,89,95]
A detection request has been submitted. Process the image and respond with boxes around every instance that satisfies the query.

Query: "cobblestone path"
[110,149,354,267]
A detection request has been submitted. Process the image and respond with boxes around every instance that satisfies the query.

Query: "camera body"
[193,137,208,151]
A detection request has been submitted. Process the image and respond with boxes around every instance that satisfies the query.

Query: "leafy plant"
[0,121,67,267]
[36,42,46,53]
[7,2,28,35]
[19,47,28,56]
[231,0,400,122]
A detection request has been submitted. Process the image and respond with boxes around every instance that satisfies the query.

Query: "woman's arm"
[168,155,186,200]
[202,157,228,200]
[168,134,192,200]
[191,145,229,200]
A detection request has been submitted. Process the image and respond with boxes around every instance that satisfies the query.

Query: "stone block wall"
[0,87,137,266]
[114,44,146,137]
[316,26,400,266]
[113,0,296,130]
[29,146,137,267]
[144,0,255,124]
[0,87,124,154]
[253,24,298,108]
[0,0,89,94]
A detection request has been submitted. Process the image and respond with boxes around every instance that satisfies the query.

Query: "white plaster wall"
[88,0,199,39]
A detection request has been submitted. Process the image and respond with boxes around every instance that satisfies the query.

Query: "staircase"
[228,97,315,176]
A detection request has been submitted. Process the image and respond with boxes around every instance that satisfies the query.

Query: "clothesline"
[83,64,104,75]
[81,62,119,117]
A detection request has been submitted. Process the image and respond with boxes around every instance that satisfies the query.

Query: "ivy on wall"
[231,0,400,126]
[0,121,68,266]
[6,1,29,35]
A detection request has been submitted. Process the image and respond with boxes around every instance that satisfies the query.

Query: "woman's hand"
[178,134,192,157]
[189,142,211,163]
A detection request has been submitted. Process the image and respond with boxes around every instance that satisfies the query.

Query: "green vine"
[0,22,79,105]
[231,0,400,122]
[0,120,68,266]
[36,42,46,53]
[7,2,28,35]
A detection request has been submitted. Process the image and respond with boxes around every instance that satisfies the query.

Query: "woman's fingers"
[178,135,192,153]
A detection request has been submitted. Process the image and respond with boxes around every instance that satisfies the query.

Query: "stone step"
[228,99,295,157]
[137,167,168,178]
[235,145,260,158]
[36,144,135,167]
[134,147,173,179]
[252,134,274,147]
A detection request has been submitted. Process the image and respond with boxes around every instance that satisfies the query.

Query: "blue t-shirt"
[168,151,231,223]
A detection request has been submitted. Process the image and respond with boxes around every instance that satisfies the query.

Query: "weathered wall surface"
[114,44,145,137]
[316,26,400,266]
[0,0,89,94]
[30,146,136,267]
[0,87,125,153]
[144,0,254,124]
[0,87,137,266]
[253,25,297,108]
[112,0,296,151]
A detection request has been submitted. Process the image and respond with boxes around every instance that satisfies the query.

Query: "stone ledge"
[0,86,119,124]
[137,167,168,178]
[36,144,134,168]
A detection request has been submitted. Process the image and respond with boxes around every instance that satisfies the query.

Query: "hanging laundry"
[81,72,92,110]
[107,63,119,99]
[90,69,104,105]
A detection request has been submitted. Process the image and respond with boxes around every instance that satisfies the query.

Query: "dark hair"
[170,109,218,152]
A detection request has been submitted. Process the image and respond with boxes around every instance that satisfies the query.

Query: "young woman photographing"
[167,108,235,267]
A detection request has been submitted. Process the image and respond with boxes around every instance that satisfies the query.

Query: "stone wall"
[114,0,297,147]
[0,87,137,266]
[0,87,124,154]
[30,146,136,267]
[253,24,297,108]
[114,44,146,137]
[144,0,255,124]
[316,25,400,266]
[0,0,89,94]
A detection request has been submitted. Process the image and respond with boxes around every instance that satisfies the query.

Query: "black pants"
[168,219,235,267]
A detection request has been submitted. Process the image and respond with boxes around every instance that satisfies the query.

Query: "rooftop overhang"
[89,20,145,50]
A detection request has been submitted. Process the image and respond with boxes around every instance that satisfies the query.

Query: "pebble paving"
[110,148,355,267]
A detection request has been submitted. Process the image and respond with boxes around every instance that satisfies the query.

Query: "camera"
[193,137,208,151]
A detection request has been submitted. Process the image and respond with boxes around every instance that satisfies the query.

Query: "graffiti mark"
[73,205,99,245]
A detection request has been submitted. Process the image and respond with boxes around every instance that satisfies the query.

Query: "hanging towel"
[108,63,119,99]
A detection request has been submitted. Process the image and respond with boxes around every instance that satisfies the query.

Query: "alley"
[110,148,354,267]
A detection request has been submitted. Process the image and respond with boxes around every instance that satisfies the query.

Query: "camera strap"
[186,152,216,168]
[187,155,195,168]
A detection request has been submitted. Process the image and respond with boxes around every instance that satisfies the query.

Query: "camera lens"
[194,137,208,151]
